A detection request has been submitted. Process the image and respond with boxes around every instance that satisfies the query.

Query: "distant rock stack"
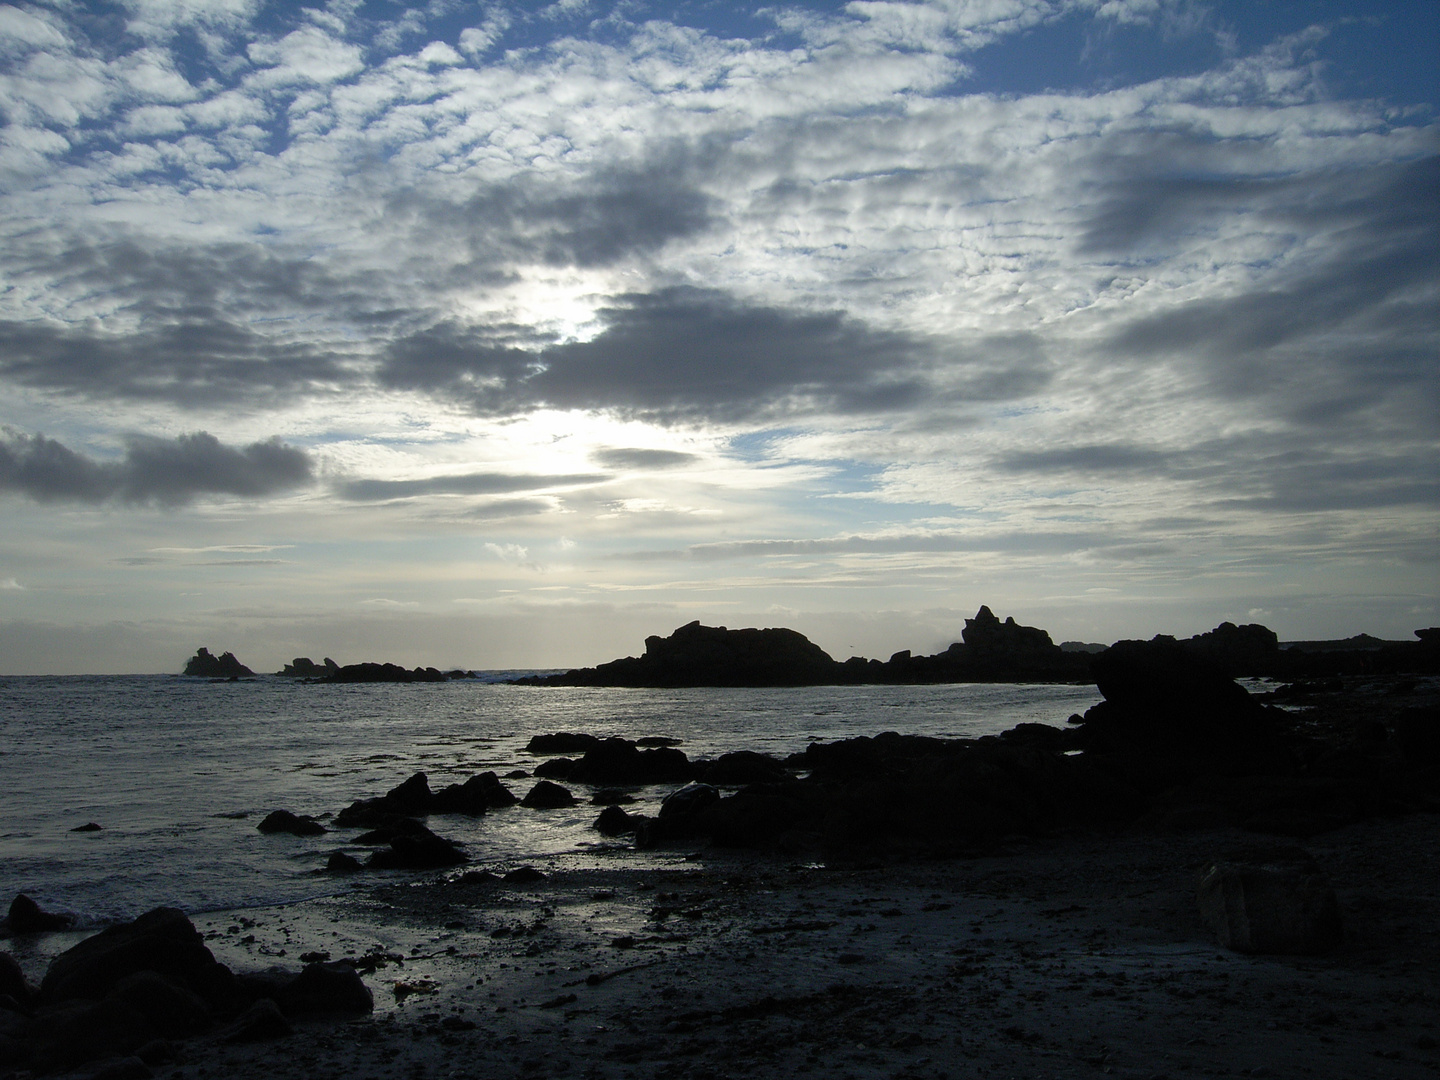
[182,648,253,678]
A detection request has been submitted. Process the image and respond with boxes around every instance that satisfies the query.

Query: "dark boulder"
[525,733,600,755]
[365,825,466,870]
[324,852,363,873]
[40,907,236,1008]
[594,806,639,836]
[335,772,433,825]
[429,777,490,816]
[659,783,720,819]
[568,738,695,785]
[219,997,292,1042]
[104,971,210,1036]
[71,822,103,832]
[256,810,326,837]
[504,867,546,883]
[533,757,576,779]
[6,894,74,934]
[275,962,372,1015]
[1197,852,1342,954]
[521,781,578,809]
[698,751,789,785]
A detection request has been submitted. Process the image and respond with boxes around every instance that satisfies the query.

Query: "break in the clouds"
[0,0,1435,672]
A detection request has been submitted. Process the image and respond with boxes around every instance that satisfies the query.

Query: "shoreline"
[9,814,1437,1079]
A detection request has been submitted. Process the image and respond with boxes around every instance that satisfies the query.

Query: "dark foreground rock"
[1197,851,1343,954]
[182,648,253,678]
[3,907,377,1074]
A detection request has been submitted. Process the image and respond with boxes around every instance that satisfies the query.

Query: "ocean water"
[0,675,1101,926]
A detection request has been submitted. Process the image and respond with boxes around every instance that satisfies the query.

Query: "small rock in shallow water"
[504,866,546,883]
[71,822,103,832]
[6,894,74,934]
[257,810,326,836]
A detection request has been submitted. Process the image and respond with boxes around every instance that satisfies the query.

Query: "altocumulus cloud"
[0,429,313,506]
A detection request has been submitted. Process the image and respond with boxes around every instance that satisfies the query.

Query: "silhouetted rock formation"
[324,662,448,683]
[182,648,252,678]
[527,621,843,687]
[517,608,1094,687]
[277,656,340,677]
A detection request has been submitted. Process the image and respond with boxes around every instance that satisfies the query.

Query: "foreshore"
[10,813,1437,1079]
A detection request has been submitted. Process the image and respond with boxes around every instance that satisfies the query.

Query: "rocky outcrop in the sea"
[525,621,845,687]
[277,656,340,677]
[2,894,74,935]
[517,608,1095,687]
[0,906,374,1073]
[182,648,252,678]
[325,662,449,683]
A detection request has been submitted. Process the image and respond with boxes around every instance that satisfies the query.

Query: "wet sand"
[27,811,1432,1080]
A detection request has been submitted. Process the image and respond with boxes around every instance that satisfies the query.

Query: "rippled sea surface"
[0,675,1100,924]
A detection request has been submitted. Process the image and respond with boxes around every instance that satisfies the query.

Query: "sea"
[0,675,1102,928]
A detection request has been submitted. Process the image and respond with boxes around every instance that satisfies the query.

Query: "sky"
[0,0,1436,674]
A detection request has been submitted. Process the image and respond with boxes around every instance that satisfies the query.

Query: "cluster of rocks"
[520,638,1439,861]
[181,649,252,679]
[0,905,371,1075]
[516,608,1099,687]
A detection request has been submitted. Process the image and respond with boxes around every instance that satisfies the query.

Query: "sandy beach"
[11,809,1432,1080]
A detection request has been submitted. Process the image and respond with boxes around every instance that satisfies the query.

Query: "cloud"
[381,287,1046,422]
[0,578,23,590]
[591,448,698,470]
[334,472,608,502]
[0,429,313,506]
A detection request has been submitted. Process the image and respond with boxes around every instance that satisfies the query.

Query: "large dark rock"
[1078,637,1287,772]
[568,738,696,785]
[526,621,844,687]
[274,962,372,1015]
[324,662,447,683]
[5,894,74,934]
[593,806,640,836]
[532,757,576,779]
[256,810,326,837]
[219,997,292,1042]
[276,657,338,678]
[104,971,210,1036]
[1197,853,1342,954]
[40,908,236,1008]
[182,648,252,678]
[1181,621,1280,677]
[697,751,790,786]
[961,605,1062,666]
[526,733,600,754]
[365,824,466,869]
[521,781,578,809]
